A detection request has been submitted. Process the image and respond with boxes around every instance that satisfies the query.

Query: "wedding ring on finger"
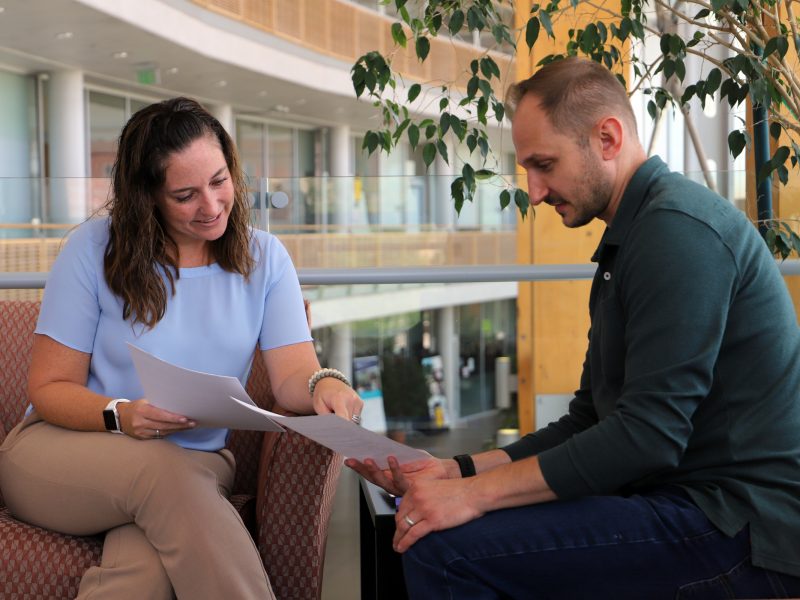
[404,514,416,527]
[351,414,362,425]
[154,429,161,439]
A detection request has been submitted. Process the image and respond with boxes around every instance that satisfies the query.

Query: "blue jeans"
[402,488,800,599]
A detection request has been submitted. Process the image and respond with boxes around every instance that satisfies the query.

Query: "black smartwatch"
[453,454,476,478]
[103,399,129,434]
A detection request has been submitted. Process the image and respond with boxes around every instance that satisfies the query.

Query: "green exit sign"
[136,68,159,85]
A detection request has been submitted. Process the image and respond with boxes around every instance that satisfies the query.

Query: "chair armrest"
[255,429,342,600]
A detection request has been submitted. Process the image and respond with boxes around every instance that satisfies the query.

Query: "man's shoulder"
[639,171,747,239]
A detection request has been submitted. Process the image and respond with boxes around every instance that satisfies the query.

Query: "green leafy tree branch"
[351,0,800,257]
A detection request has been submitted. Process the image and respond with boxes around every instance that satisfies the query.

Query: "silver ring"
[155,429,161,439]
[351,414,362,425]
[403,514,416,527]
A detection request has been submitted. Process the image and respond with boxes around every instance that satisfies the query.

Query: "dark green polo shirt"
[504,156,800,576]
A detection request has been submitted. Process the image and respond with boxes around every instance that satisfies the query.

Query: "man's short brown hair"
[507,57,638,142]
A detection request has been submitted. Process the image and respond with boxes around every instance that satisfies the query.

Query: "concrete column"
[209,103,234,137]
[0,70,34,237]
[434,147,455,230]
[330,124,351,228]
[47,70,86,224]
[328,322,353,382]
[436,306,459,423]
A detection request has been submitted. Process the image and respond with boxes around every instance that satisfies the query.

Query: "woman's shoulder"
[65,216,111,247]
[249,227,290,259]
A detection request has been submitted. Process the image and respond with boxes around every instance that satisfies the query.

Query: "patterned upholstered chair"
[0,299,342,599]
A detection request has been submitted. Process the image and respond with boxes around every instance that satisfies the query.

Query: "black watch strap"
[453,454,476,478]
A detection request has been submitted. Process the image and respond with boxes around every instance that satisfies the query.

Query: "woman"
[0,97,362,599]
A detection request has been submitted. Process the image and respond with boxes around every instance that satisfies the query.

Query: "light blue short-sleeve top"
[35,217,312,451]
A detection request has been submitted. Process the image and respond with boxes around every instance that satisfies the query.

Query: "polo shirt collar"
[591,155,669,262]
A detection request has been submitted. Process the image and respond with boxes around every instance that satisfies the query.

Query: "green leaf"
[728,131,748,158]
[450,114,465,140]
[764,36,790,60]
[422,142,436,168]
[478,79,493,98]
[363,131,379,154]
[706,68,722,93]
[466,133,477,154]
[462,163,475,191]
[769,122,782,141]
[408,124,420,149]
[647,99,657,119]
[425,123,437,139]
[475,169,494,180]
[415,36,430,61]
[539,10,554,38]
[675,59,686,82]
[437,139,449,164]
[525,17,539,50]
[393,118,410,142]
[467,6,485,31]
[407,83,421,103]
[467,76,479,99]
[439,112,451,135]
[694,8,710,18]
[477,136,489,159]
[514,188,530,219]
[470,59,479,75]
[499,189,511,210]
[451,177,465,214]
[391,22,407,48]
[480,57,493,79]
[449,9,465,35]
[494,101,505,123]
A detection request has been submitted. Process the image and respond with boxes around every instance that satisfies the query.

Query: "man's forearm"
[471,455,557,512]
[448,449,556,509]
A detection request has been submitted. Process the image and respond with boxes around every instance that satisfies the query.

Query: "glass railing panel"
[308,282,520,450]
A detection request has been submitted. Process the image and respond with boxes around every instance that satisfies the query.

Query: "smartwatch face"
[103,408,118,431]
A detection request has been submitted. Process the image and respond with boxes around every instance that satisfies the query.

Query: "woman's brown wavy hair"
[104,97,254,328]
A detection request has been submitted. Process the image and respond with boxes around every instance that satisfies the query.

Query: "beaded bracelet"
[308,368,352,396]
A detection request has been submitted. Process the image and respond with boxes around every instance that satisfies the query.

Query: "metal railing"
[2,261,798,289]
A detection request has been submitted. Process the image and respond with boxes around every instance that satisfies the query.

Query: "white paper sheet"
[129,344,429,467]
[260,408,429,468]
[128,344,283,432]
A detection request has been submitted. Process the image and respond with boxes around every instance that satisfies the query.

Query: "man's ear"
[596,116,624,160]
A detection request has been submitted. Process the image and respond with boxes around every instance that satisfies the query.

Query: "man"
[347,57,800,598]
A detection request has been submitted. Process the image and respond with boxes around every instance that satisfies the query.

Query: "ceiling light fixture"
[166,67,179,75]
[55,31,74,40]
[112,51,128,59]
[273,104,290,113]
[215,80,227,87]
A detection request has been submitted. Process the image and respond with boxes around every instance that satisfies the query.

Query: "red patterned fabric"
[258,431,342,599]
[0,301,39,441]
[0,507,102,598]
[0,300,342,599]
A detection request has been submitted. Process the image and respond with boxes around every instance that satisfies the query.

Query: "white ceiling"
[0,0,384,129]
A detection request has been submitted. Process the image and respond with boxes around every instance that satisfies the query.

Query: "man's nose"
[526,175,548,206]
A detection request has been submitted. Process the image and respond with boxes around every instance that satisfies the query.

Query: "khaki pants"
[0,414,275,600]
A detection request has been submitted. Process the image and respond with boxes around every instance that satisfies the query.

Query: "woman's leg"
[401,488,800,600]
[78,523,173,600]
[0,418,275,599]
